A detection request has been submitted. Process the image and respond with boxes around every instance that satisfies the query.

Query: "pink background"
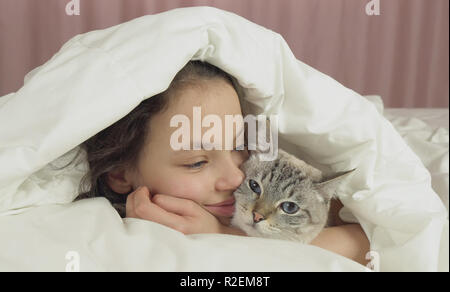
[0,0,448,107]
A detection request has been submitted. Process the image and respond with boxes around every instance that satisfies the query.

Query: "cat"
[231,148,354,244]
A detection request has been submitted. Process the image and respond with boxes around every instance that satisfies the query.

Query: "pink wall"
[0,0,448,107]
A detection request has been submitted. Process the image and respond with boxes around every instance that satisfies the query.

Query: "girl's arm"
[310,224,370,266]
[314,198,370,266]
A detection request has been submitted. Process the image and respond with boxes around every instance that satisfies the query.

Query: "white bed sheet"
[365,95,449,212]
[385,108,449,130]
[370,98,449,212]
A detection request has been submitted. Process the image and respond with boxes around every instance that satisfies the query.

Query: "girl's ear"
[314,169,356,201]
[106,168,134,194]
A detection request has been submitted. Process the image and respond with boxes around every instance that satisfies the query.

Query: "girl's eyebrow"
[173,142,221,152]
[172,149,198,155]
[173,125,245,152]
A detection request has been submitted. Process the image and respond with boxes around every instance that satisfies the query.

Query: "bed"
[367,95,449,212]
[0,7,448,272]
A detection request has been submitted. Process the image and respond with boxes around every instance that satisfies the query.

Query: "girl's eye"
[185,161,207,169]
[232,143,247,152]
[280,202,300,214]
[248,179,261,195]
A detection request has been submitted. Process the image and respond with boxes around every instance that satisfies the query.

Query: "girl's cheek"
[165,175,208,202]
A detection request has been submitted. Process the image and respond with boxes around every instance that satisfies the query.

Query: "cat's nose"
[253,212,265,223]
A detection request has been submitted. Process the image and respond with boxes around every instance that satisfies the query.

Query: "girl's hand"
[125,186,223,235]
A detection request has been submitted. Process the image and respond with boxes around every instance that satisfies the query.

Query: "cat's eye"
[248,179,261,195]
[280,202,299,214]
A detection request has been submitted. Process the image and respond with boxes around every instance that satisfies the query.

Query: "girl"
[76,60,369,265]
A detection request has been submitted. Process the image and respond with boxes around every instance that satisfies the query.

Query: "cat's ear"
[314,169,356,201]
[246,116,278,162]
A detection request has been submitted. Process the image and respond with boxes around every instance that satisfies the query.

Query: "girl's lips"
[205,197,235,207]
[204,197,236,217]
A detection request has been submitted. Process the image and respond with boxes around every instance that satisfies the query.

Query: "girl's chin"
[217,216,232,226]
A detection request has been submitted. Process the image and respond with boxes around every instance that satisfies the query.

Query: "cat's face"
[231,149,352,243]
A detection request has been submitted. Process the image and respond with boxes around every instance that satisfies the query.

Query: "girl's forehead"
[146,79,243,147]
[165,79,242,118]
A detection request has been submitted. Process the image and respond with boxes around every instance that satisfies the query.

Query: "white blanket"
[0,6,448,272]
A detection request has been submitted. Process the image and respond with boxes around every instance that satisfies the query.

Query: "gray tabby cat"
[231,149,354,244]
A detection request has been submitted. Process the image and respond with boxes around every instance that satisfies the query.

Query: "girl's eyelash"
[233,144,247,151]
[184,161,207,169]
[184,144,246,168]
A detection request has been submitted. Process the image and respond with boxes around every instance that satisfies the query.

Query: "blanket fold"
[0,6,447,271]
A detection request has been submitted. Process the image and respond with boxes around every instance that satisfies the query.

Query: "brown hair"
[76,60,241,216]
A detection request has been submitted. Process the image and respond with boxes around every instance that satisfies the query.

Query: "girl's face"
[114,79,248,224]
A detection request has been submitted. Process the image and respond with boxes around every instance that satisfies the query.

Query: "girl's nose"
[215,160,245,191]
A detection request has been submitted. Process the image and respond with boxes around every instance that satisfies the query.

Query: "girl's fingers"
[125,188,137,218]
[126,186,185,231]
[151,194,201,217]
